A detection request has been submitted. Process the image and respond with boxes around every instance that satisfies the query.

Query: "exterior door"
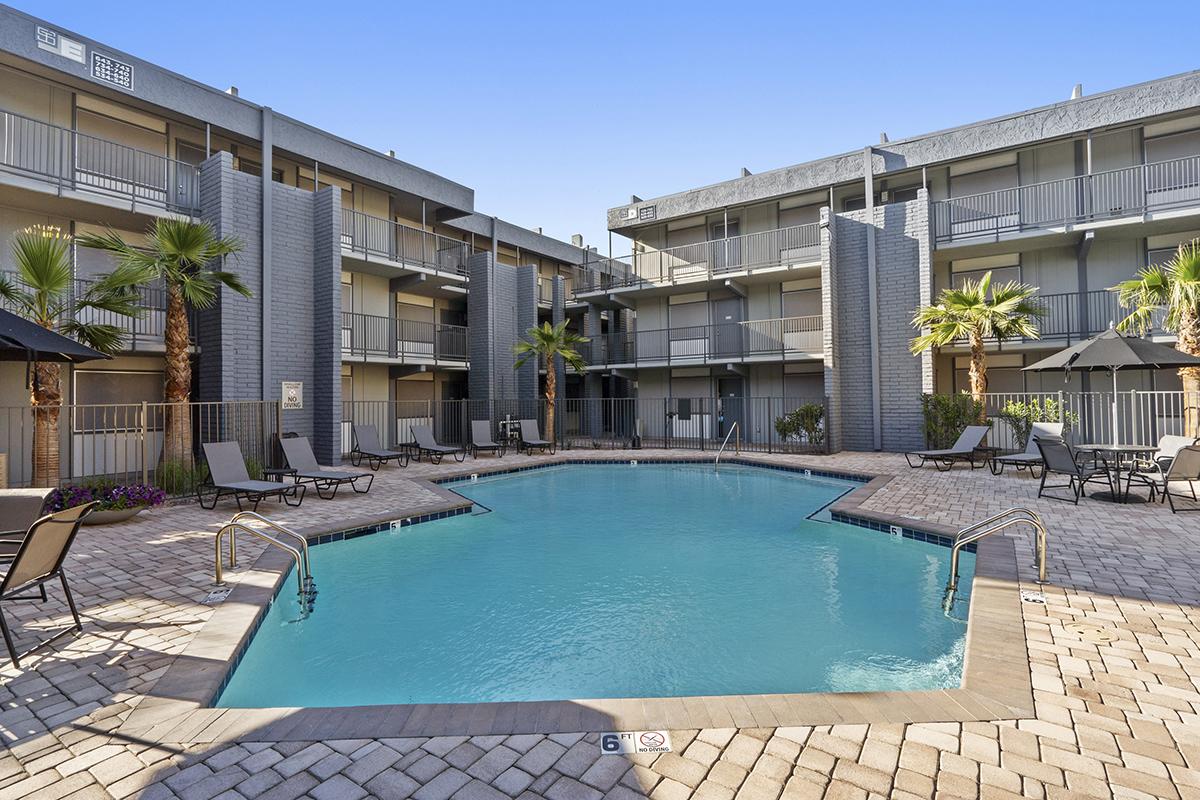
[710,220,741,273]
[717,377,745,439]
[711,297,744,359]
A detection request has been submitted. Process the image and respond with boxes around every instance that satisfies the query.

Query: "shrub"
[921,393,986,449]
[47,484,167,513]
[997,398,1079,449]
[155,459,200,496]
[775,403,825,444]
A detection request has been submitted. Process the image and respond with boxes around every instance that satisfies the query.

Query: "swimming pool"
[217,462,973,708]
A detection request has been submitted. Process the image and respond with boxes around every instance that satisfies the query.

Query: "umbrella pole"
[1111,368,1119,445]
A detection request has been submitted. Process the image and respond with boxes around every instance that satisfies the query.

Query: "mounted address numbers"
[91,52,134,91]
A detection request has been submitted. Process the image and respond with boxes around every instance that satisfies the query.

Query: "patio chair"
[0,489,52,562]
[350,425,410,470]
[280,437,374,500]
[1123,435,1198,493]
[904,425,990,471]
[470,421,506,459]
[1126,444,1200,511]
[1035,437,1115,504]
[0,502,95,667]
[410,425,466,464]
[989,423,1064,477]
[519,419,555,455]
[197,442,305,511]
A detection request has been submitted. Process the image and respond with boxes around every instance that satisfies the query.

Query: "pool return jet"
[215,511,317,617]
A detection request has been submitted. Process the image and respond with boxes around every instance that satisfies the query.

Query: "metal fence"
[340,311,468,363]
[340,209,473,276]
[933,153,1200,243]
[964,390,1200,451]
[0,108,200,214]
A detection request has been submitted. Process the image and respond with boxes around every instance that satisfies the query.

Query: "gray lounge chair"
[410,425,466,464]
[988,422,1064,477]
[1035,438,1114,504]
[1126,444,1200,510]
[198,441,305,511]
[904,425,990,471]
[0,489,52,562]
[470,421,506,459]
[519,419,555,455]
[280,437,373,500]
[0,502,95,667]
[350,424,409,470]
[1123,434,1198,496]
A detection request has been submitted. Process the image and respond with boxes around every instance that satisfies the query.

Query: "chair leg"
[0,604,20,668]
[454,450,466,463]
[59,573,83,634]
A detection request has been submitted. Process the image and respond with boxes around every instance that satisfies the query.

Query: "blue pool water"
[217,463,972,708]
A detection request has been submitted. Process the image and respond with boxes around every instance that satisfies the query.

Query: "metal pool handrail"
[215,514,316,613]
[943,507,1048,613]
[229,510,312,582]
[714,422,741,465]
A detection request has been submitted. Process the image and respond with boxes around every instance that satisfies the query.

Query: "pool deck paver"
[1,449,1200,798]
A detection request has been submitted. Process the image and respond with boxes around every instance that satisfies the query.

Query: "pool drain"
[1063,622,1119,643]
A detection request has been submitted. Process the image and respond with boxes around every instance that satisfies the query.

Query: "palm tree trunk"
[968,332,988,420]
[31,359,61,487]
[544,352,557,443]
[163,284,193,466]
[1179,308,1200,437]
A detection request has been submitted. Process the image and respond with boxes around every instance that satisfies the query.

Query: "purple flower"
[48,483,167,512]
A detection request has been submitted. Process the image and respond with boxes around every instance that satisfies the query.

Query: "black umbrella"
[0,308,110,363]
[1023,327,1200,443]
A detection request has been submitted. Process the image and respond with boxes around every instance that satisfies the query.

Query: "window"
[237,157,284,183]
[951,266,1021,290]
[72,371,164,432]
[176,141,206,167]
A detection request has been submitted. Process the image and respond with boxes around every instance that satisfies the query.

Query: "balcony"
[575,223,821,296]
[580,315,822,368]
[933,154,1200,245]
[340,311,468,365]
[0,109,200,215]
[340,209,473,278]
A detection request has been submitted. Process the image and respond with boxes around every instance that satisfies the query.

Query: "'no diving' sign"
[600,731,672,755]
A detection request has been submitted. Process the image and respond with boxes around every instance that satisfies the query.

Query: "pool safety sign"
[600,731,672,755]
[281,381,303,410]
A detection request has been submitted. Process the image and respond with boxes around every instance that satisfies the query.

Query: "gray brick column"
[516,265,539,403]
[311,186,342,464]
[551,275,565,384]
[820,207,842,453]
[583,303,604,435]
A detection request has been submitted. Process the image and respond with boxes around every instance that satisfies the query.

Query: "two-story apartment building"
[595,71,1200,451]
[0,4,595,479]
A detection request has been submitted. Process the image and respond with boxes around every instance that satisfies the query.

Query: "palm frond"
[58,319,126,355]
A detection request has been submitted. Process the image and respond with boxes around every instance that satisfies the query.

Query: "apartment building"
[594,71,1200,451]
[0,5,596,475]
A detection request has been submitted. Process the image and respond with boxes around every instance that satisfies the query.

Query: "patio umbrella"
[0,308,110,363]
[1022,326,1200,444]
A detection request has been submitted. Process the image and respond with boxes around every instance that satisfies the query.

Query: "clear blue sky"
[23,0,1200,252]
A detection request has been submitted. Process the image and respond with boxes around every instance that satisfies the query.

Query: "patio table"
[1073,443,1157,503]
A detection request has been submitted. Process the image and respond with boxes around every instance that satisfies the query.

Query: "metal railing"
[216,515,316,615]
[933,153,1200,243]
[943,507,1048,612]
[581,315,822,367]
[340,209,472,276]
[340,311,468,363]
[714,422,740,465]
[0,108,200,214]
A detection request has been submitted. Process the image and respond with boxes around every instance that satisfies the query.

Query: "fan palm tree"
[0,226,145,486]
[77,219,246,465]
[1111,239,1200,435]
[513,321,588,442]
[909,271,1044,408]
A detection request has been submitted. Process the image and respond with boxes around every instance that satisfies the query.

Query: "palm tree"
[909,271,1044,407]
[513,321,588,442]
[0,226,145,486]
[77,219,246,465]
[1111,239,1200,435]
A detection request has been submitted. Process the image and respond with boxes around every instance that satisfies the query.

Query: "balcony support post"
[1076,231,1094,340]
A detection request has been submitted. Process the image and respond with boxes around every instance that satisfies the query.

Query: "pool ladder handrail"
[943,507,1048,613]
[714,421,741,465]
[215,512,316,612]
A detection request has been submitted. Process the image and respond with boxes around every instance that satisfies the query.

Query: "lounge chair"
[410,425,466,464]
[280,437,374,500]
[470,421,506,459]
[519,419,555,455]
[1126,444,1200,510]
[0,502,95,667]
[197,441,305,511]
[0,489,52,562]
[904,425,990,471]
[988,423,1064,477]
[350,424,409,470]
[1123,434,1198,490]
[1035,437,1115,504]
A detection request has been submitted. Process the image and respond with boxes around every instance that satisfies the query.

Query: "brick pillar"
[516,265,539,404]
[551,275,565,384]
[820,206,841,453]
[311,186,342,464]
[583,303,604,435]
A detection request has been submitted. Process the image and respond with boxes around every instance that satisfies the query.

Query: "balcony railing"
[933,153,1200,244]
[340,209,472,276]
[0,109,200,214]
[0,271,189,351]
[579,315,822,367]
[575,223,821,295]
[340,311,468,362]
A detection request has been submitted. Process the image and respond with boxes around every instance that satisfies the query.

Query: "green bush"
[775,403,825,445]
[921,393,986,449]
[155,459,200,496]
[997,398,1079,449]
